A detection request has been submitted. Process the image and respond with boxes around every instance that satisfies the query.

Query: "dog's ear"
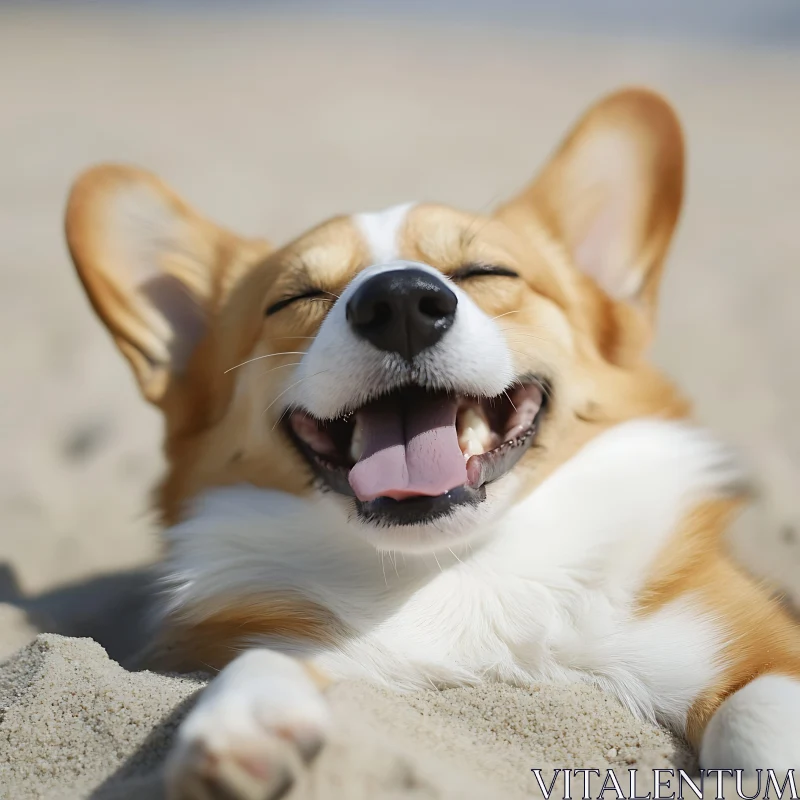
[497,88,684,322]
[65,165,271,404]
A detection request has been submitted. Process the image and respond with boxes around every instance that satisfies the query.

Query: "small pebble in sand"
[606,747,618,759]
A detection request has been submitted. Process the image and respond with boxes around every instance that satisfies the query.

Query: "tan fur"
[65,88,800,746]
[639,498,800,745]
[143,596,340,673]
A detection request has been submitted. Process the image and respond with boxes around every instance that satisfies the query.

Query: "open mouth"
[286,377,547,526]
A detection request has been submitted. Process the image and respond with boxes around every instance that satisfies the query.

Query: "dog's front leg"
[164,649,332,800]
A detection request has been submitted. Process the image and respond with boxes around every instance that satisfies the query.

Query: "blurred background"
[1,0,799,661]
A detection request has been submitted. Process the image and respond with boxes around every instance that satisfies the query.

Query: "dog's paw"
[164,651,331,800]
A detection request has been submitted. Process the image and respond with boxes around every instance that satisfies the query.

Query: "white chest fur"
[161,420,743,732]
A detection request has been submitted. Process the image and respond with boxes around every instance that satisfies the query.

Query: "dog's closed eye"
[265,289,327,316]
[450,264,520,282]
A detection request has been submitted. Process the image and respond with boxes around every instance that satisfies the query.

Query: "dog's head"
[66,88,688,553]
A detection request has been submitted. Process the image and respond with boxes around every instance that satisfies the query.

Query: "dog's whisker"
[491,310,521,321]
[498,322,556,333]
[264,370,330,424]
[499,331,550,344]
[448,547,464,565]
[459,214,495,250]
[380,551,388,587]
[224,351,307,374]
[499,320,555,329]
[503,390,518,413]
[522,376,552,403]
[271,405,294,432]
[255,362,303,379]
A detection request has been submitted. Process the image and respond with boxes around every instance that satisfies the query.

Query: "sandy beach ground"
[0,3,798,797]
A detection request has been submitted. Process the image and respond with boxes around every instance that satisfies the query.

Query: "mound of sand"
[0,633,687,800]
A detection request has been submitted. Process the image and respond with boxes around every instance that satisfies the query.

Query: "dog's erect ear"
[497,88,684,319]
[65,165,270,404]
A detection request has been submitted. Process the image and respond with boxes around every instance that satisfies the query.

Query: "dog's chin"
[345,484,507,555]
[355,484,485,526]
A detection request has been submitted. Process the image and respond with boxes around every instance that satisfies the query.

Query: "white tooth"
[350,418,365,462]
[462,434,484,459]
[458,407,492,458]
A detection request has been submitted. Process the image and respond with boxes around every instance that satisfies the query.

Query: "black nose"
[346,268,458,360]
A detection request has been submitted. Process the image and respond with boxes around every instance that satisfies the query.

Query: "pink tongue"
[348,396,467,502]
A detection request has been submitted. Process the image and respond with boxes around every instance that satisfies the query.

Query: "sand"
[1,5,799,799]
[0,635,689,799]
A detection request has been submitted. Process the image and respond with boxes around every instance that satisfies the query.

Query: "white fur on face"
[353,202,415,264]
[280,256,517,550]
[287,260,514,419]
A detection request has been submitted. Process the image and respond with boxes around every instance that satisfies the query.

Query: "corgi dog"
[65,88,800,798]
